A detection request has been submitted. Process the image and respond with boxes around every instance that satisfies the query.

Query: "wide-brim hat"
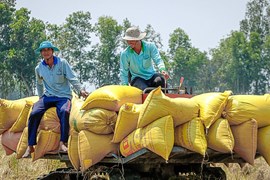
[35,41,60,54]
[122,26,146,41]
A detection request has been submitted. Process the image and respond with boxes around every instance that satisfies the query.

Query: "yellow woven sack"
[231,119,257,165]
[78,130,118,172]
[10,101,33,132]
[120,129,144,157]
[38,107,60,133]
[174,117,207,156]
[70,96,85,131]
[71,91,80,104]
[257,125,270,165]
[192,91,232,129]
[16,127,28,159]
[72,108,117,134]
[120,115,174,161]
[1,130,22,155]
[0,96,38,134]
[137,87,199,128]
[81,85,142,111]
[112,103,142,143]
[32,130,60,161]
[224,94,270,127]
[207,118,234,153]
[68,130,80,170]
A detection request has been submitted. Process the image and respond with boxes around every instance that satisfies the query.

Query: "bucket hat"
[123,26,146,41]
[35,41,59,54]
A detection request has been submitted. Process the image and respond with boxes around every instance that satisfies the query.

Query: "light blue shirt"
[120,41,166,85]
[35,56,82,99]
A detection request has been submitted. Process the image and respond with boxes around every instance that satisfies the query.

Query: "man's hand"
[161,70,170,80]
[80,89,89,99]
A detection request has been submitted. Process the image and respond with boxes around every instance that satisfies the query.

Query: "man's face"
[127,40,139,49]
[41,48,53,60]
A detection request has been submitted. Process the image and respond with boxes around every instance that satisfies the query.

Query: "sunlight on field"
[0,142,270,179]
[215,157,270,180]
[0,145,66,180]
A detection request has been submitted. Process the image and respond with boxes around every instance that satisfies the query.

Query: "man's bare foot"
[59,141,68,152]
[22,146,34,158]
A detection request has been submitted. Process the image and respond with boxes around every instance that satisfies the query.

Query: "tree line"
[1,0,270,99]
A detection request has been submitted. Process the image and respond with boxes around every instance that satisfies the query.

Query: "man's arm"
[150,43,166,71]
[63,60,89,98]
[120,52,129,85]
[35,67,44,97]
[150,43,170,79]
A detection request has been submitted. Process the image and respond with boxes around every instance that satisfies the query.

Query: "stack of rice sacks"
[2,85,270,172]
[69,85,142,171]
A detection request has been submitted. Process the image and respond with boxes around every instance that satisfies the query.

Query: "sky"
[16,0,249,52]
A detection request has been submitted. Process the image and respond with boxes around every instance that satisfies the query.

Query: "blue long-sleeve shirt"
[35,56,82,99]
[120,41,166,85]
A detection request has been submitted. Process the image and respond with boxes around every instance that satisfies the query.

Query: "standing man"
[120,26,169,91]
[23,41,88,157]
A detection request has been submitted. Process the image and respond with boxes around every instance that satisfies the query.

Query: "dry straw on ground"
[0,142,270,179]
[0,143,66,180]
[213,158,270,180]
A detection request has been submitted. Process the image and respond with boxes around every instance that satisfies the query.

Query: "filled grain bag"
[68,95,82,170]
[224,94,270,127]
[120,115,174,161]
[68,130,80,170]
[137,87,198,128]
[81,85,142,111]
[231,119,257,165]
[192,91,232,129]
[78,130,118,172]
[71,108,117,134]
[1,130,22,155]
[174,117,207,156]
[257,125,270,166]
[0,96,39,134]
[2,144,14,156]
[207,118,234,153]
[32,130,60,161]
[112,103,142,143]
[69,96,85,130]
[9,101,34,132]
[71,91,81,104]
[16,127,29,159]
[38,107,60,133]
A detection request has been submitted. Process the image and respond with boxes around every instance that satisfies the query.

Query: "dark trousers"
[131,73,165,91]
[28,95,71,146]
